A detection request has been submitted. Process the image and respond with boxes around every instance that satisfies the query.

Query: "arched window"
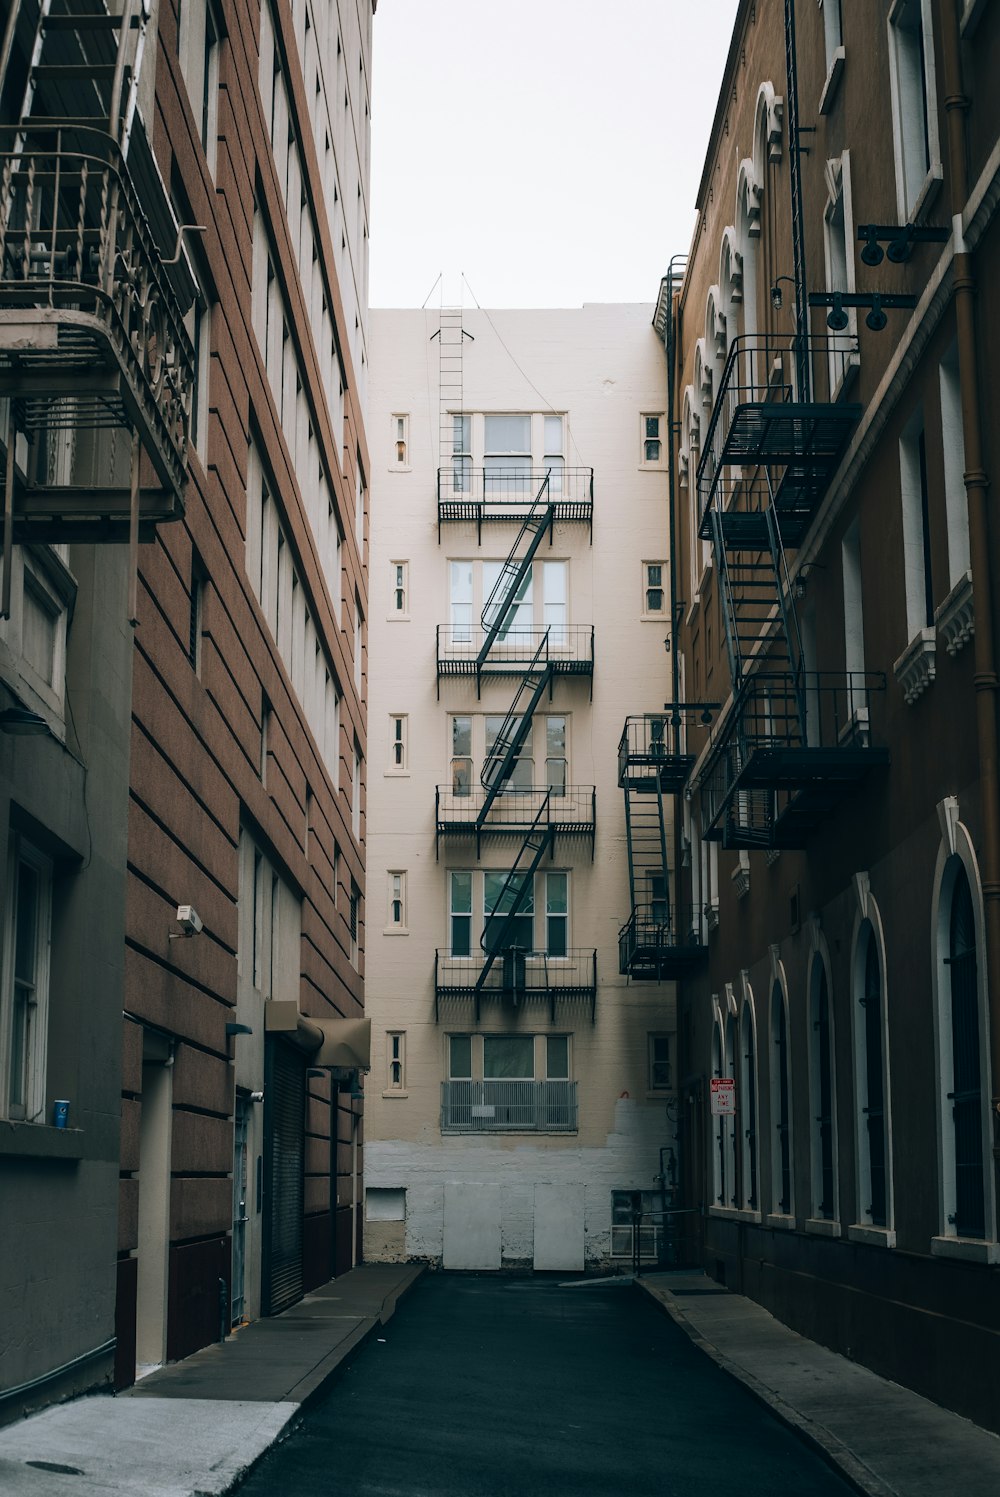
[809,953,837,1221]
[947,864,985,1239]
[725,1014,738,1206]
[712,1024,725,1206]
[854,920,889,1228]
[770,982,791,1215]
[741,1000,758,1211]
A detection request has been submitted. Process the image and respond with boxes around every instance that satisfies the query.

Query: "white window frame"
[817,0,845,113]
[390,561,409,620]
[640,413,666,469]
[939,344,970,591]
[1,835,53,1122]
[641,561,667,620]
[386,871,407,934]
[887,0,943,222]
[898,405,934,645]
[822,153,860,398]
[391,414,410,471]
[385,1032,406,1094]
[388,714,408,775]
[179,0,222,175]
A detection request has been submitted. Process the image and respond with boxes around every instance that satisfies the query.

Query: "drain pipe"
[939,4,1000,1192]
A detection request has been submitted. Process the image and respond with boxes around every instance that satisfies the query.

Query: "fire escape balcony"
[435,948,597,1023]
[435,784,596,859]
[436,624,594,688]
[618,905,708,981]
[441,1079,578,1135]
[698,670,889,850]
[697,334,861,551]
[618,714,696,794]
[437,465,593,539]
[0,123,194,542]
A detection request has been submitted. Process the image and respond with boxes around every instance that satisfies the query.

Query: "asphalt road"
[237,1273,852,1497]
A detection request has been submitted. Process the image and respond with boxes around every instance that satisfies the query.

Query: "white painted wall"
[365,305,678,1266]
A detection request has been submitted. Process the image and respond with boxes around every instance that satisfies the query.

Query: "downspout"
[939,3,1000,1190]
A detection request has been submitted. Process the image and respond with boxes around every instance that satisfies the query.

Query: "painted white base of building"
[364,1098,671,1270]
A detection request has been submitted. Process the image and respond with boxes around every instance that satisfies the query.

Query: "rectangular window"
[260,697,271,784]
[543,561,567,647]
[189,553,205,672]
[393,414,409,466]
[545,716,567,795]
[483,560,533,641]
[449,872,472,957]
[546,1034,569,1080]
[484,870,534,953]
[485,715,533,789]
[388,872,406,929]
[888,0,940,218]
[352,744,362,841]
[450,561,473,642]
[186,292,212,456]
[2,837,52,1121]
[448,1033,473,1079]
[451,716,473,796]
[823,155,859,393]
[349,881,359,947]
[611,1190,662,1260]
[899,407,934,638]
[391,561,408,615]
[354,597,364,693]
[641,414,664,466]
[483,1034,534,1079]
[939,344,970,589]
[821,0,843,72]
[643,562,665,616]
[389,715,407,771]
[546,872,568,957]
[452,414,471,495]
[387,1032,405,1090]
[485,413,531,494]
[649,1034,671,1091]
[544,414,564,495]
[355,453,365,541]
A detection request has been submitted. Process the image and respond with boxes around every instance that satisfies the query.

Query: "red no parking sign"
[711,1077,736,1115]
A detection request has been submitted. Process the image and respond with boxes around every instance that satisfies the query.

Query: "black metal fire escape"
[0,0,195,619]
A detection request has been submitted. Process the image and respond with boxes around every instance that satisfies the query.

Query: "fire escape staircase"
[472,793,554,1020]
[0,0,195,618]
[696,336,887,849]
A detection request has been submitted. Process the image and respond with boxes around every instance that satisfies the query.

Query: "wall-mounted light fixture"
[0,706,49,736]
[770,275,796,311]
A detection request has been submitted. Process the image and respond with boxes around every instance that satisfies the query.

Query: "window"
[939,344,970,591]
[1,836,52,1121]
[712,1026,725,1203]
[451,716,473,796]
[643,562,666,617]
[449,561,473,642]
[442,1033,575,1133]
[842,518,865,691]
[942,863,986,1239]
[854,921,890,1230]
[390,561,408,617]
[543,561,567,647]
[238,827,301,1006]
[740,1001,758,1211]
[484,870,534,953]
[449,872,472,956]
[648,1034,671,1091]
[451,414,471,496]
[543,414,564,494]
[545,872,567,957]
[448,1033,472,1079]
[387,872,406,931]
[392,414,409,467]
[189,552,205,673]
[611,1190,662,1261]
[888,0,941,219]
[770,984,792,1216]
[545,716,567,795]
[355,453,365,542]
[187,289,212,457]
[483,559,533,641]
[260,696,271,784]
[822,154,859,394]
[820,0,843,71]
[485,715,532,790]
[389,715,407,772]
[809,954,837,1222]
[179,0,222,172]
[349,880,360,960]
[352,744,362,841]
[484,1034,534,1078]
[546,1034,569,1079]
[485,413,531,494]
[386,1033,405,1090]
[641,414,664,466]
[354,597,364,694]
[899,407,935,640]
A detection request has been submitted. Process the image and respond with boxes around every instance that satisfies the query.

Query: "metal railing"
[437,623,594,671]
[0,125,195,502]
[441,1079,578,1133]
[435,947,597,998]
[696,333,859,521]
[436,784,595,832]
[618,905,706,975]
[438,465,593,508]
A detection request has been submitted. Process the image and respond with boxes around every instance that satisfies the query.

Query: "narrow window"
[2,837,53,1121]
[352,744,362,841]
[391,561,408,615]
[771,984,792,1215]
[641,414,664,465]
[387,1032,406,1090]
[543,561,567,647]
[545,716,567,795]
[388,872,406,929]
[354,596,363,694]
[899,408,934,640]
[484,869,533,953]
[451,414,471,496]
[201,2,222,172]
[546,1034,569,1079]
[449,872,472,957]
[450,716,473,796]
[449,561,473,644]
[543,414,564,495]
[741,1004,758,1211]
[947,866,985,1238]
[349,881,360,949]
[448,1033,473,1079]
[939,344,970,589]
[648,1034,671,1091]
[856,925,888,1227]
[810,955,837,1221]
[545,872,567,957]
[260,696,271,785]
[393,414,409,466]
[643,562,665,616]
[389,715,407,771]
[821,0,843,72]
[189,552,205,673]
[888,0,938,218]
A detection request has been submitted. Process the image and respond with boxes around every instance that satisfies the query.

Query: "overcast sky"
[369,0,741,310]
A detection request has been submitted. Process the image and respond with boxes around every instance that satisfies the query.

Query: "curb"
[215,1265,426,1497]
[633,1278,898,1497]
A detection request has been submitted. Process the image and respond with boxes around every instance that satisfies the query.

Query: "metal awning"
[264,1003,371,1070]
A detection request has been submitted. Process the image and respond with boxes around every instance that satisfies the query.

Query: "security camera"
[175,904,203,936]
[250,1090,264,1103]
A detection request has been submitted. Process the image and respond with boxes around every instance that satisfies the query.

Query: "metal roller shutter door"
[264,1039,305,1315]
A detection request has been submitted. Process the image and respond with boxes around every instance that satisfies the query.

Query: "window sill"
[765,1212,795,1230]
[383,770,410,778]
[805,1216,841,1238]
[907,166,944,228]
[934,570,974,658]
[640,613,668,625]
[818,47,845,116]
[708,1205,761,1223]
[893,626,936,705]
[0,1122,85,1160]
[386,614,411,623]
[381,1089,409,1100]
[930,1235,1000,1265]
[389,465,412,474]
[847,1223,896,1248]
[645,1090,673,1102]
[383,926,409,937]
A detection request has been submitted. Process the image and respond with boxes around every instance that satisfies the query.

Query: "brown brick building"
[656,0,1000,1432]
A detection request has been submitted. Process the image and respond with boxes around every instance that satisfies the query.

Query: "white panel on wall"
[533,1182,585,1271]
[443,1182,501,1269]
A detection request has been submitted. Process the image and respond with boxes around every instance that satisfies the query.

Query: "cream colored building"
[363,303,682,1270]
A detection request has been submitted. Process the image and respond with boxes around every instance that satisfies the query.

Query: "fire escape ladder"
[624,780,670,926]
[473,794,554,1013]
[763,482,806,739]
[475,472,553,670]
[478,636,554,826]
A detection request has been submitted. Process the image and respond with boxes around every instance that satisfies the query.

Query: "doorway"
[135,1036,172,1373]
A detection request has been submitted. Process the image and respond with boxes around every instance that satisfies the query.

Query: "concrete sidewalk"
[637,1270,1000,1497]
[0,1262,423,1497]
